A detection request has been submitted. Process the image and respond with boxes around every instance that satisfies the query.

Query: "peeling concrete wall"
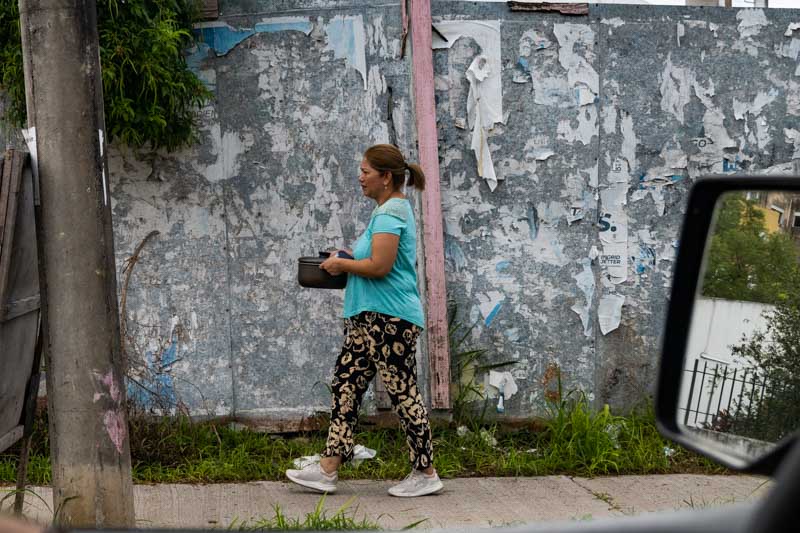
[58,2,800,422]
[110,0,416,421]
[433,3,800,415]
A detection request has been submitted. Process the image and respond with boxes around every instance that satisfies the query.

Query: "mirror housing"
[656,176,800,476]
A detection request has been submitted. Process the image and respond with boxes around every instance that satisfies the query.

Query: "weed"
[231,495,379,530]
[448,302,516,427]
[0,400,728,485]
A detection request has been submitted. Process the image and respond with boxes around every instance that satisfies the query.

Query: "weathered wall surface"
[110,0,415,421]
[98,2,800,421]
[431,3,800,414]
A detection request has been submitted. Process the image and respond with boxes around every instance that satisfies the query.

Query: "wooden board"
[0,150,40,453]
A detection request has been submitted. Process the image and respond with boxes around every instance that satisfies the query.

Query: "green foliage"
[232,496,381,531]
[0,1,24,127]
[702,193,800,304]
[727,291,800,442]
[0,404,726,486]
[447,302,516,427]
[0,0,210,150]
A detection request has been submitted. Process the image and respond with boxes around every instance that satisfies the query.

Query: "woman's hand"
[320,256,346,276]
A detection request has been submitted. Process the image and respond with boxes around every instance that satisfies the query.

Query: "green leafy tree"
[0,0,210,151]
[726,290,800,442]
[702,193,800,304]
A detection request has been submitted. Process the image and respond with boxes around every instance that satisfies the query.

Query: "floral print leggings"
[322,311,433,470]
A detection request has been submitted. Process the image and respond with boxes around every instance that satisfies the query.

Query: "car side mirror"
[656,176,800,476]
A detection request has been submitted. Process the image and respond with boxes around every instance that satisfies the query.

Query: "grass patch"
[0,396,726,486]
[231,495,381,530]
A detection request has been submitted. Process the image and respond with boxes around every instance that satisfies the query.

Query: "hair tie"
[404,163,410,170]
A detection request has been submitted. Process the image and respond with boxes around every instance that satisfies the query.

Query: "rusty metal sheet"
[0,150,40,453]
[507,1,588,15]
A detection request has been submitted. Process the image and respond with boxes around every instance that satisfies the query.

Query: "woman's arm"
[320,233,399,279]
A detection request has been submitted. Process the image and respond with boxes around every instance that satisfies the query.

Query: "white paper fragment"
[557,106,598,146]
[293,444,376,468]
[734,89,779,120]
[488,371,519,399]
[786,23,800,37]
[709,23,719,38]
[532,148,555,161]
[737,9,769,40]
[21,127,39,185]
[598,294,625,335]
[325,15,368,89]
[434,21,503,191]
[570,259,595,338]
[638,229,657,245]
[519,29,551,56]
[785,128,800,159]
[589,246,599,260]
[631,189,648,203]
[603,18,625,29]
[600,183,628,210]
[677,23,685,47]
[478,291,505,327]
[98,129,108,206]
[621,113,638,169]
[660,54,693,124]
[553,23,599,104]
[776,38,800,60]
[467,56,501,190]
[568,201,585,224]
[607,158,630,184]
[600,243,627,284]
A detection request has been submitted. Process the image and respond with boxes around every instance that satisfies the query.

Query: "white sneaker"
[286,462,338,493]
[388,470,444,497]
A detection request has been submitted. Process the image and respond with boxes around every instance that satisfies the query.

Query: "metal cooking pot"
[297,252,347,289]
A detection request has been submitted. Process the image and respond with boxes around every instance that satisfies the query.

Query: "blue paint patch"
[517,57,530,73]
[634,244,657,275]
[723,159,740,173]
[496,260,511,272]
[254,20,313,34]
[324,16,366,87]
[671,175,683,182]
[527,204,539,240]
[196,25,256,56]
[485,302,503,327]
[127,332,179,410]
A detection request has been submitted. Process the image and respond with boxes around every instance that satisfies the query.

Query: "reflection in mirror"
[680,190,800,461]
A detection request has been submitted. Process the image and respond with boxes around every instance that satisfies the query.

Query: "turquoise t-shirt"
[343,198,425,329]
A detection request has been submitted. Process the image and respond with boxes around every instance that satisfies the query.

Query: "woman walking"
[286,144,443,497]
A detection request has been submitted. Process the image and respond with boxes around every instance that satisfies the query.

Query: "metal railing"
[681,359,768,430]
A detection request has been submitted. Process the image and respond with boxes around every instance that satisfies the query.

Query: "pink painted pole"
[410,0,450,409]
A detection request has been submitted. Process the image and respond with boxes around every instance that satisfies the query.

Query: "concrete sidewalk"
[5,475,769,530]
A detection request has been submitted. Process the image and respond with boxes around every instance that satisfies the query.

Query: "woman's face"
[359,158,388,200]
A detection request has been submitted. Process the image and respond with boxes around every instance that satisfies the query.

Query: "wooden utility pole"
[17,0,134,527]
[410,0,451,410]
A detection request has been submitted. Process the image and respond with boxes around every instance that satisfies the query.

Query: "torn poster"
[487,371,519,399]
[478,291,505,327]
[570,258,595,338]
[553,23,599,104]
[325,15,368,89]
[600,243,627,284]
[598,210,627,245]
[598,209,628,284]
[598,293,625,335]
[467,55,500,190]
[433,21,503,191]
[194,18,312,56]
